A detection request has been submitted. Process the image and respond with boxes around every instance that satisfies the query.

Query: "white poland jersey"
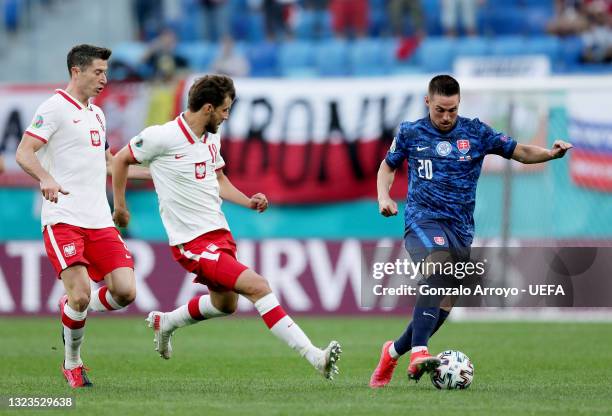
[25,89,114,229]
[128,113,229,246]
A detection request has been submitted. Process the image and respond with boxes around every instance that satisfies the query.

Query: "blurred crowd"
[2,0,611,81]
[128,0,611,80]
[547,0,612,62]
[133,0,491,42]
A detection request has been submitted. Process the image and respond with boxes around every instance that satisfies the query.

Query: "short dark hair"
[188,75,236,112]
[66,44,112,76]
[428,75,460,97]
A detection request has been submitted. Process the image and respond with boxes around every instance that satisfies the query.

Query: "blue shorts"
[404,219,470,262]
[404,220,477,306]
[403,219,466,305]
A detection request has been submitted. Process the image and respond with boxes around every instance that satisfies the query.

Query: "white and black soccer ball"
[430,350,474,390]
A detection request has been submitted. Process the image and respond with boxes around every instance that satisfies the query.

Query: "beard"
[205,120,219,134]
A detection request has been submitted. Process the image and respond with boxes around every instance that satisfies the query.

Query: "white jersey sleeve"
[216,145,225,170]
[25,98,61,143]
[208,133,225,170]
[128,127,167,166]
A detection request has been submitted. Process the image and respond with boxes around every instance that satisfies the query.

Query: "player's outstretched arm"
[377,160,398,217]
[511,140,573,164]
[16,134,69,203]
[111,146,137,227]
[127,165,152,180]
[106,149,151,180]
[217,169,268,213]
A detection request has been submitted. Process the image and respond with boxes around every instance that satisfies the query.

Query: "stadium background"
[1,0,611,316]
[1,1,612,415]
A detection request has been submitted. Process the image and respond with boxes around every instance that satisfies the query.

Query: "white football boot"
[314,341,342,380]
[146,311,174,360]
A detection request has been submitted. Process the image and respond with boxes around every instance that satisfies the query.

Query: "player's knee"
[70,293,91,312]
[217,302,237,315]
[249,278,272,300]
[415,289,444,309]
[114,287,136,306]
[236,271,272,300]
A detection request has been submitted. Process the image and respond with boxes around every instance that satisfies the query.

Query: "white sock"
[388,342,400,360]
[166,295,229,329]
[254,293,319,366]
[88,286,123,312]
[412,346,428,354]
[62,303,87,369]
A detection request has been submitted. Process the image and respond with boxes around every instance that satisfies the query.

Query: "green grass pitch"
[1,316,611,416]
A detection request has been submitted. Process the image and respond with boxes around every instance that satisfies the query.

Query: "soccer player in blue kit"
[369,75,573,388]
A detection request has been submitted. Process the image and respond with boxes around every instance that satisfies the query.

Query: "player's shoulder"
[137,118,179,145]
[206,131,221,144]
[37,92,65,112]
[153,117,180,134]
[459,116,487,131]
[89,103,104,116]
[139,123,165,140]
[455,116,490,138]
[398,119,419,131]
[396,118,427,142]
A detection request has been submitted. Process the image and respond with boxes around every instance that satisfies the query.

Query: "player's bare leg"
[146,290,236,359]
[235,269,342,380]
[89,267,136,312]
[59,265,93,388]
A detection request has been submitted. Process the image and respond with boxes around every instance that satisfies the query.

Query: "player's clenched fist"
[378,198,398,217]
[549,140,573,159]
[40,177,69,203]
[249,193,268,213]
[113,206,131,227]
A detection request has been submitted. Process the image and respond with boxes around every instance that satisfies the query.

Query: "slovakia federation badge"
[457,139,470,154]
[433,236,446,246]
[436,141,452,157]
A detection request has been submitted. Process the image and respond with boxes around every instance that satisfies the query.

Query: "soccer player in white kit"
[15,45,147,388]
[112,75,342,380]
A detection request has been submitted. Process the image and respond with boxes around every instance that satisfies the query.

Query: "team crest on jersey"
[90,130,101,147]
[433,236,446,246]
[436,141,452,156]
[195,161,207,179]
[457,139,470,154]
[32,115,44,128]
[63,243,77,257]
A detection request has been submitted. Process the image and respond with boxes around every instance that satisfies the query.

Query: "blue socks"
[410,307,439,349]
[393,308,450,356]
[435,309,450,333]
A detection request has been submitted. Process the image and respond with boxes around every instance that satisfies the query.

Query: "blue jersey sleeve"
[476,119,517,159]
[385,122,411,169]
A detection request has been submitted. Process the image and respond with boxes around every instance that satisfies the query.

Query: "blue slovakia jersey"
[385,116,518,246]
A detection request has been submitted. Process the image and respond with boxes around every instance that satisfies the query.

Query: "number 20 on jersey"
[417,159,433,180]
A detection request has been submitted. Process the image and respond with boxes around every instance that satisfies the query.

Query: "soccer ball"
[430,350,474,390]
